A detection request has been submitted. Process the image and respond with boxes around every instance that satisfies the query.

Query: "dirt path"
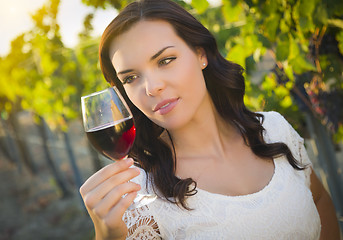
[0,154,95,240]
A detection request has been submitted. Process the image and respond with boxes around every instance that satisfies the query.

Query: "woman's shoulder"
[257,111,296,143]
[258,110,288,129]
[258,111,287,126]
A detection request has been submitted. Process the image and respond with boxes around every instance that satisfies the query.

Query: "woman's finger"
[80,158,134,196]
[83,167,140,209]
[93,181,141,218]
[104,191,139,228]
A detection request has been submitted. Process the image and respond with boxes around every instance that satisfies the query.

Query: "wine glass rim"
[81,86,120,100]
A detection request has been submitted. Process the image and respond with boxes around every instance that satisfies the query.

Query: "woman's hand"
[80,158,141,240]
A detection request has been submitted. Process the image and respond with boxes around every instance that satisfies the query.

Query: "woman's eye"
[123,75,139,84]
[158,57,176,66]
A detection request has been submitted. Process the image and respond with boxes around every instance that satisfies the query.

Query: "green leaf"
[0,75,17,101]
[264,13,281,41]
[292,1,300,23]
[261,73,277,91]
[284,63,294,82]
[280,95,293,108]
[222,0,243,22]
[298,0,316,17]
[280,10,292,33]
[288,36,300,61]
[244,34,261,56]
[191,0,209,14]
[276,40,289,62]
[327,19,343,29]
[280,19,290,33]
[313,4,328,25]
[290,55,316,74]
[244,94,265,111]
[275,85,289,98]
[40,53,58,76]
[227,44,246,69]
[253,48,263,62]
[263,0,278,15]
[336,31,343,55]
[299,16,315,33]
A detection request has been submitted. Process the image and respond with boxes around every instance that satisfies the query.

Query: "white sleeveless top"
[123,111,321,239]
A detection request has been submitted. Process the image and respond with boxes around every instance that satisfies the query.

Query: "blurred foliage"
[191,0,343,141]
[0,0,107,130]
[81,0,135,10]
[1,0,342,142]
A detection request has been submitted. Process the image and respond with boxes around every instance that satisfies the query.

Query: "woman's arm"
[310,169,341,240]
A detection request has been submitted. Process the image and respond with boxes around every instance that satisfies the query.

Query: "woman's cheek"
[125,88,146,113]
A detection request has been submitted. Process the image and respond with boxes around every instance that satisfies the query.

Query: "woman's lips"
[153,98,179,115]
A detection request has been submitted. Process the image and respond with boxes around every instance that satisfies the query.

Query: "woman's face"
[109,20,209,130]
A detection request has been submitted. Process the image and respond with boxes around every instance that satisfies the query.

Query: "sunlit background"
[0,0,222,56]
[0,0,116,56]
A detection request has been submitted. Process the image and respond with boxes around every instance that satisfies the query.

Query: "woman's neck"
[168,97,240,162]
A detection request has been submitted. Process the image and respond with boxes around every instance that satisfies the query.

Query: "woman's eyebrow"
[150,46,175,61]
[117,69,134,76]
[117,46,175,76]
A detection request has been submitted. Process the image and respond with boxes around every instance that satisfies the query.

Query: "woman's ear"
[196,47,207,69]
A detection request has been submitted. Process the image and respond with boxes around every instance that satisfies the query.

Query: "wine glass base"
[127,193,157,210]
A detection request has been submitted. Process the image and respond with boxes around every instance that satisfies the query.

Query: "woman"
[80,0,340,239]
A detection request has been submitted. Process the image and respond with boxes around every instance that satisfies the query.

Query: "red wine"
[86,117,136,160]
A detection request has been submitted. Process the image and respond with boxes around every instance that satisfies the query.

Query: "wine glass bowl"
[81,87,135,160]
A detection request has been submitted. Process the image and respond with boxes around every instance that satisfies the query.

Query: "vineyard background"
[1,0,343,238]
[1,112,342,239]
[0,114,96,240]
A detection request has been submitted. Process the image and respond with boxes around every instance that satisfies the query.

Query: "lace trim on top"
[123,205,161,240]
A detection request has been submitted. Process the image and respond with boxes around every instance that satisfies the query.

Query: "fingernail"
[125,158,133,165]
[134,167,141,174]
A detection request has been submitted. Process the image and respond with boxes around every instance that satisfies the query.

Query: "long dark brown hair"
[99,0,305,209]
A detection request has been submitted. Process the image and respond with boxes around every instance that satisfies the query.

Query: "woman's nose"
[145,74,166,96]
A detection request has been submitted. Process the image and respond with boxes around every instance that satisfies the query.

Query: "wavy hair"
[99,0,304,209]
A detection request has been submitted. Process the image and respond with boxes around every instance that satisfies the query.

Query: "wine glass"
[81,87,156,210]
